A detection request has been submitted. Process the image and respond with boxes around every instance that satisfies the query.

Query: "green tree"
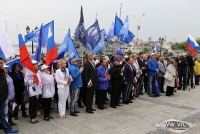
[126,49,132,56]
[142,47,150,54]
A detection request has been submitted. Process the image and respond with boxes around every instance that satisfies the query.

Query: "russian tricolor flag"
[187,34,200,54]
[45,21,58,65]
[17,25,39,85]
[67,74,73,83]
[88,79,93,87]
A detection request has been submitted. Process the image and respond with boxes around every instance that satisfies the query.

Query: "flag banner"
[116,47,123,55]
[86,21,101,50]
[153,44,157,53]
[90,29,105,53]
[119,16,129,42]
[75,6,87,47]
[17,25,39,85]
[0,23,14,60]
[106,21,115,40]
[45,21,58,65]
[187,33,200,54]
[88,79,93,87]
[133,77,137,83]
[34,24,45,62]
[67,74,73,83]
[57,30,69,59]
[24,29,40,43]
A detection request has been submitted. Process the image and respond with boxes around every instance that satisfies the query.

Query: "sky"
[0,0,200,45]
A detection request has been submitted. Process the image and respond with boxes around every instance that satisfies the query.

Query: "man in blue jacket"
[96,58,109,110]
[69,57,84,116]
[147,53,158,96]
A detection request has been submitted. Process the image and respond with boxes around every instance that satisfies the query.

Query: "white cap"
[151,53,156,56]
[124,55,128,58]
[3,64,9,68]
[41,64,49,70]
[31,60,38,64]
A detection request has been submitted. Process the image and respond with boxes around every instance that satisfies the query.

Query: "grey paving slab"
[1,87,200,134]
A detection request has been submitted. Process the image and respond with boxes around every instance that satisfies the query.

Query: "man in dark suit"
[83,53,98,114]
[123,58,135,104]
[110,57,124,108]
[137,52,146,95]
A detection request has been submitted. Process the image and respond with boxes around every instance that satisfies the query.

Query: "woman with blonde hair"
[165,58,176,96]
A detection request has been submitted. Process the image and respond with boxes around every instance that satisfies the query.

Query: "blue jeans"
[147,76,155,95]
[124,84,132,101]
[0,99,12,131]
[70,88,80,113]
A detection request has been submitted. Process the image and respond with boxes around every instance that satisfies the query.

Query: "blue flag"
[34,24,45,62]
[116,47,123,55]
[86,21,101,50]
[114,15,135,44]
[119,16,129,41]
[24,29,40,43]
[57,31,69,59]
[75,6,86,47]
[91,29,105,53]
[106,21,115,40]
[67,29,80,60]
[152,44,157,53]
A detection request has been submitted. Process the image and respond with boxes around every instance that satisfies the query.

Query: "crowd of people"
[0,51,199,133]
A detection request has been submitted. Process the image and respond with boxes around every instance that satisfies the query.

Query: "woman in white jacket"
[41,64,55,121]
[55,60,70,119]
[24,60,42,124]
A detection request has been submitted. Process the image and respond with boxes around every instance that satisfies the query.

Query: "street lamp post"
[159,37,164,56]
[132,14,145,46]
[26,26,38,54]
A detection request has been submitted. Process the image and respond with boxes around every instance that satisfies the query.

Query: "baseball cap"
[151,53,156,56]
[124,55,128,58]
[41,64,49,70]
[3,64,9,68]
[31,60,38,64]
[172,55,176,58]
[113,57,120,62]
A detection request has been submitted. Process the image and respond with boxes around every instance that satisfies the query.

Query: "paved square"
[1,87,200,134]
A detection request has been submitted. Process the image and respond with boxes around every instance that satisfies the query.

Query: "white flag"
[0,23,14,60]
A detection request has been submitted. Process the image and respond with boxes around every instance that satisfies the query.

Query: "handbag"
[175,76,180,87]
[22,81,29,103]
[164,71,173,81]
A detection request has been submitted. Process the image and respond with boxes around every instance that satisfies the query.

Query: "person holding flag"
[55,60,70,119]
[69,57,84,116]
[96,58,109,110]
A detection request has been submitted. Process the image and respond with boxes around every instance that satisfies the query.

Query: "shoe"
[116,104,122,106]
[14,117,18,120]
[78,105,84,108]
[70,113,78,116]
[98,106,104,110]
[161,91,166,93]
[139,92,144,95]
[129,100,133,103]
[37,111,41,115]
[30,119,36,124]
[10,121,17,126]
[35,118,39,123]
[132,97,135,100]
[22,115,29,118]
[135,95,139,97]
[123,101,129,104]
[44,118,50,121]
[111,106,117,109]
[105,97,109,101]
[166,95,171,97]
[48,116,53,119]
[103,106,107,108]
[60,116,64,119]
[4,128,19,134]
[86,110,94,114]
[74,110,80,113]
[91,108,96,111]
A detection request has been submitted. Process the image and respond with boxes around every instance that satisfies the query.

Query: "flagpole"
[95,12,97,21]
[119,3,122,19]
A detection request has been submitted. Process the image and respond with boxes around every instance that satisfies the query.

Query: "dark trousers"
[78,87,83,105]
[111,84,122,107]
[97,89,106,107]
[195,75,200,85]
[144,76,148,92]
[166,86,174,96]
[14,93,26,117]
[179,73,187,90]
[86,87,95,111]
[42,98,51,119]
[29,96,38,119]
[158,77,165,92]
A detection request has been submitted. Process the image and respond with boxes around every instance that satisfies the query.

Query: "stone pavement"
[1,86,200,134]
